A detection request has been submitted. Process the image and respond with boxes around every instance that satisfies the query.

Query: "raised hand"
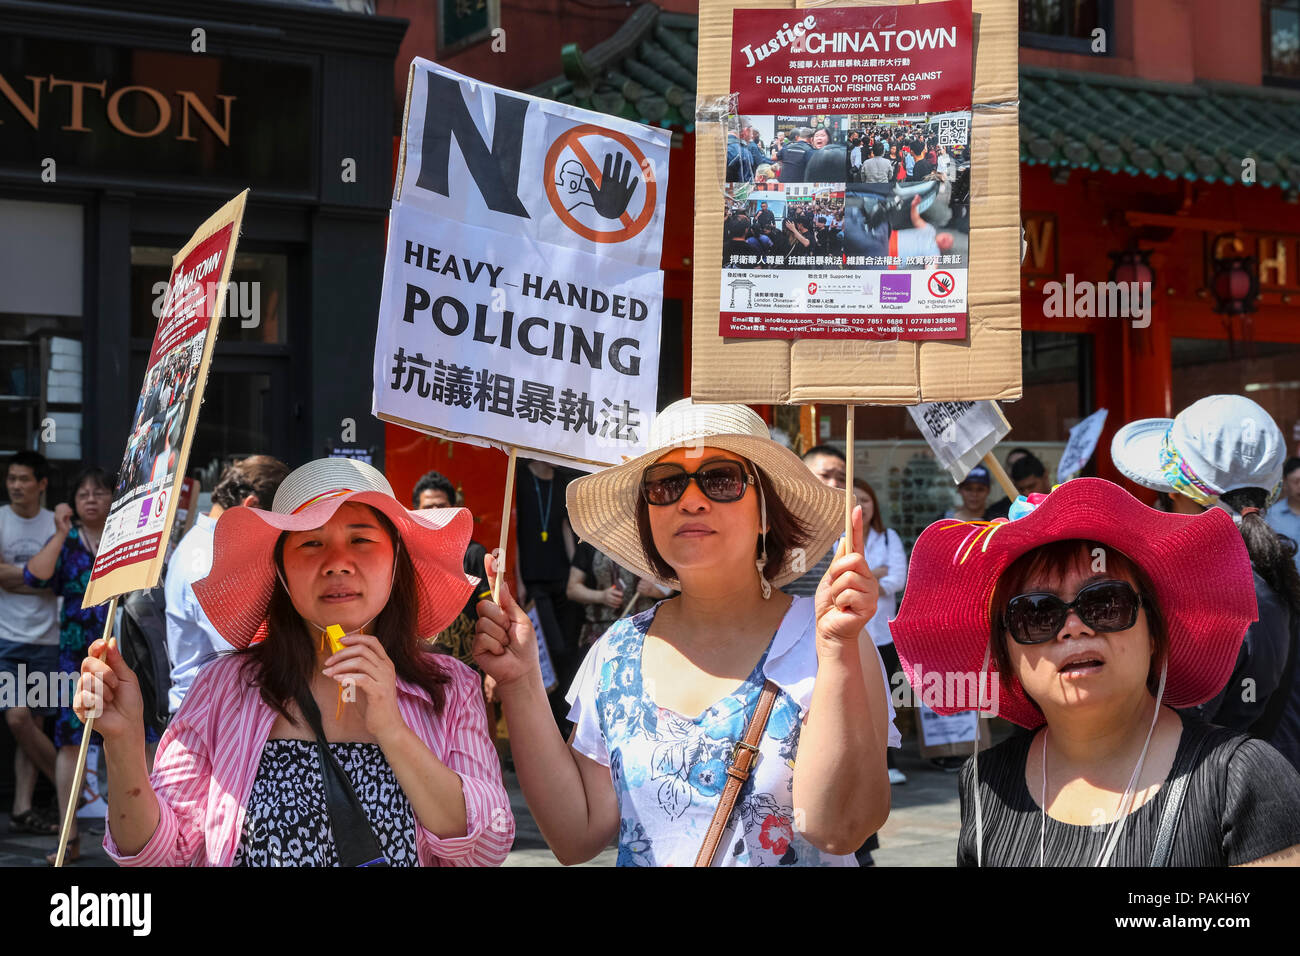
[585,151,640,220]
[322,633,402,740]
[814,505,879,644]
[473,552,541,692]
[74,639,145,745]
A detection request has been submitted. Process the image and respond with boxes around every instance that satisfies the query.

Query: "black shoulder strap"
[1149,726,1215,867]
[295,690,389,867]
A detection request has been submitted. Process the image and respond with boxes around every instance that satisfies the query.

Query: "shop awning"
[531,5,1300,191]
[1020,65,1300,190]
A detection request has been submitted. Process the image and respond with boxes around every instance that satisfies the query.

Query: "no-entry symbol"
[928,271,955,298]
[544,124,657,244]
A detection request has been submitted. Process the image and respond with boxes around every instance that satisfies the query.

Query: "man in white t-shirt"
[0,452,60,832]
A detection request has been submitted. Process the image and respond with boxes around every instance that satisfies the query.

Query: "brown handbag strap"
[694,679,781,867]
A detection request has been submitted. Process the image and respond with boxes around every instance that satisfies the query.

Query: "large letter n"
[417,71,530,218]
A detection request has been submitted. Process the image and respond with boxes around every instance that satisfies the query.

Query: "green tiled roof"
[533,7,1300,190]
[1020,66,1300,190]
[528,4,698,130]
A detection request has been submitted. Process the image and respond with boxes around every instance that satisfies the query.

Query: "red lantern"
[1211,251,1259,316]
[1107,248,1155,287]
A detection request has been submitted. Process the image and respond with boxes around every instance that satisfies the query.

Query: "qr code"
[937,116,969,146]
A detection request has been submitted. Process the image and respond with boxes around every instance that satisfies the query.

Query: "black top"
[777,142,813,183]
[462,540,491,619]
[515,462,573,583]
[234,740,417,867]
[957,711,1300,866]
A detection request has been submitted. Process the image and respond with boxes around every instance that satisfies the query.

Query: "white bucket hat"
[1110,394,1285,504]
[565,399,843,590]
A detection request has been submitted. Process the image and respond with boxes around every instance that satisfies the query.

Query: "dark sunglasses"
[640,459,754,506]
[1002,579,1143,645]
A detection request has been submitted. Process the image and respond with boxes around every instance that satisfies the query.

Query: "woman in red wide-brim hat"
[74,457,514,867]
[891,478,1300,867]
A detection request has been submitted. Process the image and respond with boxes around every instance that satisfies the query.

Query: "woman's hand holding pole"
[473,552,617,864]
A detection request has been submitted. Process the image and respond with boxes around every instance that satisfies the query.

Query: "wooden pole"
[982,451,1018,501]
[844,405,856,546]
[492,447,518,604]
[55,594,118,868]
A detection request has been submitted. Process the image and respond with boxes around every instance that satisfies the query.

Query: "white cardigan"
[863,527,907,647]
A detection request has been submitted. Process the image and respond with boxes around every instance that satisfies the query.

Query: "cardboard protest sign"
[693,0,1021,404]
[721,1,974,340]
[83,192,248,607]
[372,59,670,470]
[1057,408,1108,482]
[907,400,1010,483]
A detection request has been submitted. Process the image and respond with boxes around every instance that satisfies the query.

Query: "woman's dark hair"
[852,477,885,533]
[237,506,450,723]
[1220,487,1300,618]
[988,540,1169,707]
[634,458,814,584]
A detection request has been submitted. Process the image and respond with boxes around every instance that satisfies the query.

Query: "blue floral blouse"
[566,596,900,867]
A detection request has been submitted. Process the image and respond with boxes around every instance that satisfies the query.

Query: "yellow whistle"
[324,624,347,656]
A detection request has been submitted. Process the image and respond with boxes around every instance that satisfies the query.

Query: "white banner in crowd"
[1057,408,1109,482]
[907,400,1011,484]
[373,60,670,469]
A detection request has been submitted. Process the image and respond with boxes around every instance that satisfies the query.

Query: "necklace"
[532,473,553,543]
[79,525,102,557]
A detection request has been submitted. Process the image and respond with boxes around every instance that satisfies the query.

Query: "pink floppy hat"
[193,457,476,649]
[890,478,1257,728]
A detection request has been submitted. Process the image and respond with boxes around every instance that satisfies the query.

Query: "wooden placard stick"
[492,447,518,604]
[982,451,1018,501]
[55,594,118,868]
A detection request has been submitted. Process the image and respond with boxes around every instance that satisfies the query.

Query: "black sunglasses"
[1002,579,1143,646]
[640,459,755,506]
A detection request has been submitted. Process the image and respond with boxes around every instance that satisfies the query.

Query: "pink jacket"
[104,652,514,866]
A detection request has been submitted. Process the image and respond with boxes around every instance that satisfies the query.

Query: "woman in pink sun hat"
[891,478,1300,867]
[73,457,513,867]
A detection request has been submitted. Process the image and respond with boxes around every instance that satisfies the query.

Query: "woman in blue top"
[475,400,899,866]
[24,465,112,863]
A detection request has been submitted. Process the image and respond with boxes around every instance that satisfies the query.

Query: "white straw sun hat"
[1110,394,1285,504]
[565,399,843,589]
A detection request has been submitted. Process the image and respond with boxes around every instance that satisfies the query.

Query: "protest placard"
[693,0,1021,404]
[721,0,974,341]
[82,192,247,608]
[907,399,1010,484]
[372,59,671,471]
[1057,408,1109,482]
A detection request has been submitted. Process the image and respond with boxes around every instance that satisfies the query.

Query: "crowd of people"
[724,196,847,268]
[3,389,1300,867]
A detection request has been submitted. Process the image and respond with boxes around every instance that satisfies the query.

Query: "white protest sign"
[1057,408,1109,482]
[373,59,670,470]
[907,401,1011,484]
[918,704,978,747]
[525,604,559,693]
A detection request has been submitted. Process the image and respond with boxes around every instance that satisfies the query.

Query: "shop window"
[129,247,288,345]
[1173,337,1300,445]
[1019,0,1113,54]
[1265,0,1300,85]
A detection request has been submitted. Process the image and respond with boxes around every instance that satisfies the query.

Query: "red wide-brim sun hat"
[890,478,1257,729]
[193,458,476,649]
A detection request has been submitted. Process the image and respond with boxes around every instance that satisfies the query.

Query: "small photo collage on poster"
[723,112,971,272]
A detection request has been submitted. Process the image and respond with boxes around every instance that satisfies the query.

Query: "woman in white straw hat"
[74,457,514,866]
[475,399,899,866]
[1111,394,1300,770]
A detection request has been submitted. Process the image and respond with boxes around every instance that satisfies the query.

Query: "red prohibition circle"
[544,124,657,244]
[928,271,955,298]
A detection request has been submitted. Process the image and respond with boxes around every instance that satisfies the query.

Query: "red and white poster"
[720,0,973,340]
[83,192,247,607]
